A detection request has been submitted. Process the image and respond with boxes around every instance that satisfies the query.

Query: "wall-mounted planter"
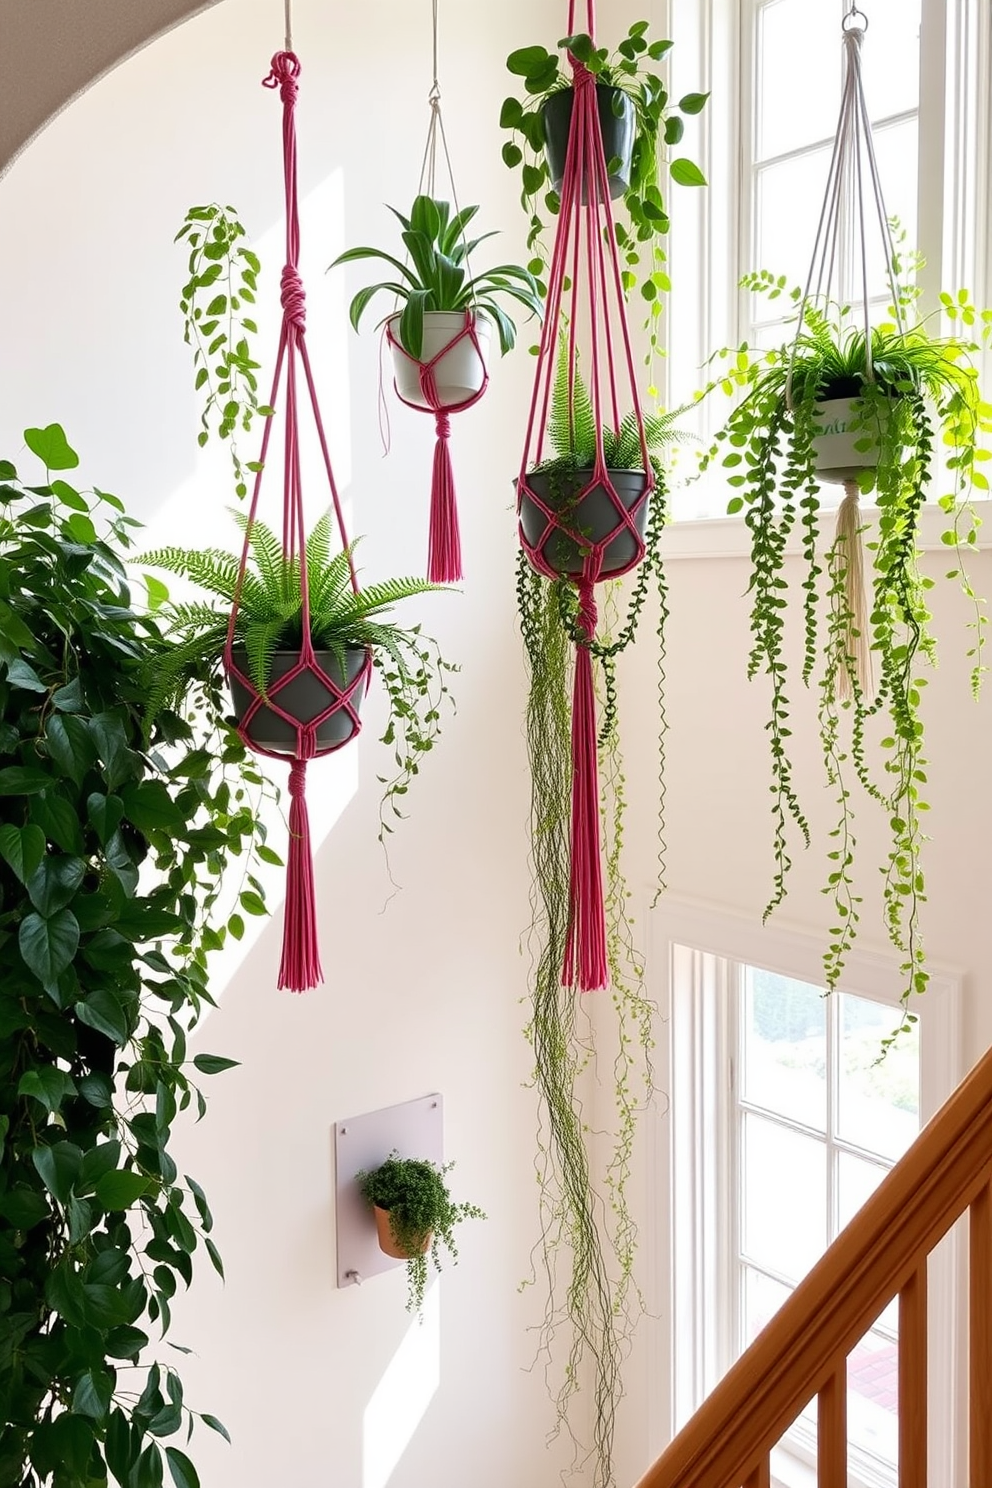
[388,310,492,410]
[541,84,635,202]
[373,1204,432,1260]
[518,467,649,577]
[228,645,367,755]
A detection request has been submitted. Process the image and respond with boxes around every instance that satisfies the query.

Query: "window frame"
[663,0,992,529]
[654,895,966,1488]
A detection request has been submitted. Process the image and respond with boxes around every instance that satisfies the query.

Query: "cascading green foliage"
[0,425,274,1488]
[515,469,668,1487]
[135,518,457,844]
[357,1153,485,1315]
[699,264,991,1019]
[176,205,274,500]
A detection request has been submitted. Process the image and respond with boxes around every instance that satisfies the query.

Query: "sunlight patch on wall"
[362,1284,441,1488]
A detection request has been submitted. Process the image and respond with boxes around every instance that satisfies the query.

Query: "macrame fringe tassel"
[427,412,462,584]
[563,586,608,992]
[834,480,873,701]
[278,759,323,992]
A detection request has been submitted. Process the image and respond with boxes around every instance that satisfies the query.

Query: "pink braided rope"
[515,16,653,992]
[385,309,489,582]
[222,51,369,992]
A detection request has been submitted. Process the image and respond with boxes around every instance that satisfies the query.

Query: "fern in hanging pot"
[698,268,991,1015]
[135,514,456,842]
[518,334,683,579]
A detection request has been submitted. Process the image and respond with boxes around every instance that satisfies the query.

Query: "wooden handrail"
[637,1042,992,1488]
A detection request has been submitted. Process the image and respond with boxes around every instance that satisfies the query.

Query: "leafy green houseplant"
[699,265,991,1021]
[513,346,673,1485]
[136,515,456,841]
[0,424,273,1488]
[499,22,707,379]
[519,336,682,581]
[357,1153,485,1314]
[175,204,274,500]
[329,194,543,409]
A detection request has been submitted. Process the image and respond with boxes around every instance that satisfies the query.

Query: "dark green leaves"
[192,1054,240,1075]
[32,1141,83,1203]
[166,1447,201,1488]
[19,907,80,983]
[0,822,45,883]
[96,1170,153,1209]
[678,91,710,114]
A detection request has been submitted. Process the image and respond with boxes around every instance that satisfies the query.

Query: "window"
[658,900,965,1487]
[736,967,918,1482]
[744,0,921,347]
[664,0,992,523]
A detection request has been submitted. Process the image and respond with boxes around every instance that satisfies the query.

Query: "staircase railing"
[636,1042,992,1488]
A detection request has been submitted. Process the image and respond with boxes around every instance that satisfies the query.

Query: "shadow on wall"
[0,0,223,178]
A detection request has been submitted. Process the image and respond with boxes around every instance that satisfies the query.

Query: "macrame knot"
[288,759,308,797]
[570,58,594,88]
[577,579,598,640]
[435,410,451,440]
[263,50,301,104]
[281,266,307,332]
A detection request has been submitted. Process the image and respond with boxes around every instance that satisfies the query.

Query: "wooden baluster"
[744,1458,771,1488]
[971,1179,992,1486]
[899,1261,927,1488]
[818,1364,846,1487]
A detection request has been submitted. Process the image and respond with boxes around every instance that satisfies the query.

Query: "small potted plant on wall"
[499,21,708,376]
[329,194,544,409]
[136,513,456,835]
[697,261,991,1012]
[358,1152,485,1313]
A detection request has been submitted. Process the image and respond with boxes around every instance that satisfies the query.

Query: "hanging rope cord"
[786,8,904,409]
[377,0,489,583]
[516,0,654,991]
[224,50,370,992]
[784,6,902,703]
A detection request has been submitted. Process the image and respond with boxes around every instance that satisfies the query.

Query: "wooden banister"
[637,1042,992,1488]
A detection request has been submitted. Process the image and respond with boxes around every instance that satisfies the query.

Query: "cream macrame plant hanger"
[787,3,906,700]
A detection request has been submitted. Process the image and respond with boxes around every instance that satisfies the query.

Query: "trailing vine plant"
[0,424,273,1488]
[516,461,670,1485]
[176,205,274,499]
[697,262,991,1019]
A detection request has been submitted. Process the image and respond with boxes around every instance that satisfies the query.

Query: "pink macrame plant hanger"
[383,0,489,585]
[225,49,371,993]
[516,0,654,993]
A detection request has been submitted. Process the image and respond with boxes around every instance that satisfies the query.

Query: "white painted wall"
[2,1,991,1485]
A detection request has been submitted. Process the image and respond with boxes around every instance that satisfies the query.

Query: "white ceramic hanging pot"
[388,310,491,410]
[812,396,884,484]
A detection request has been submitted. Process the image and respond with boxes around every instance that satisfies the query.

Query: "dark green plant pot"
[229,646,367,755]
[518,468,649,577]
[542,84,635,201]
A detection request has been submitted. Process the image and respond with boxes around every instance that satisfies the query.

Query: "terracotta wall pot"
[812,396,888,484]
[228,646,367,756]
[373,1204,432,1260]
[389,311,491,410]
[541,84,635,202]
[518,467,649,577]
